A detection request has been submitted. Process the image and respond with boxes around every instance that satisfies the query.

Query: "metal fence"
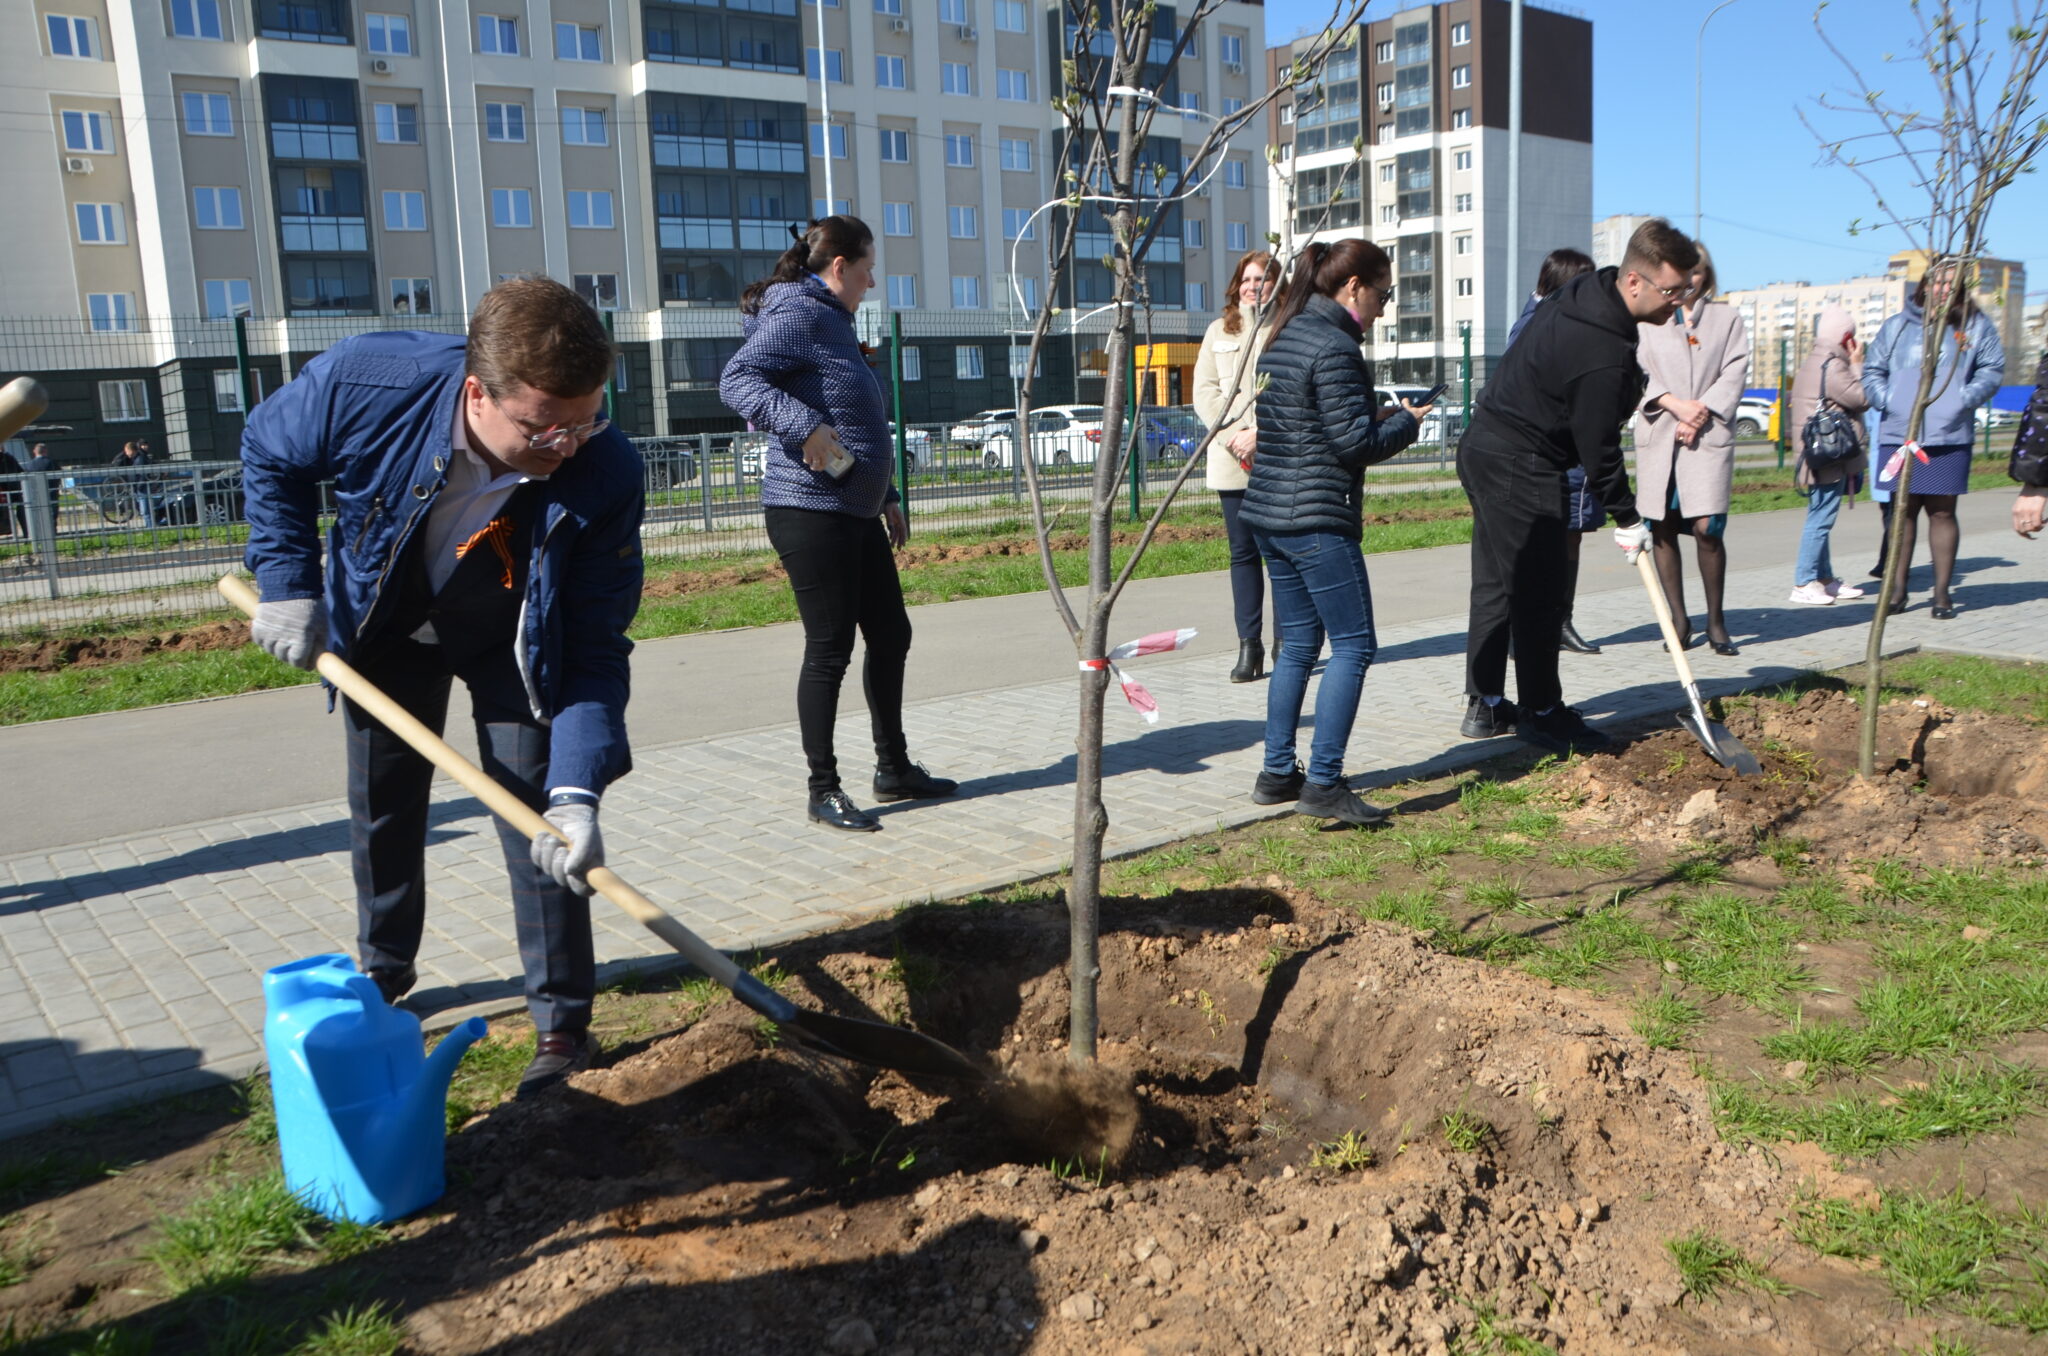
[0,407,1479,640]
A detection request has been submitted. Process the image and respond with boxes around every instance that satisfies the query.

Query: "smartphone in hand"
[1417,381,1449,407]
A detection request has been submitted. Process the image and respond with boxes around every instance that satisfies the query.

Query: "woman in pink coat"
[1633,244,1749,655]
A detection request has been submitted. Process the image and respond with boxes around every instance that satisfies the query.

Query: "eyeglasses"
[1631,272,1690,301]
[1369,283,1396,304]
[494,395,610,452]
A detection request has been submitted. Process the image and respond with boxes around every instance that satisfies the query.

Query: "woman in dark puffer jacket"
[1242,239,1433,827]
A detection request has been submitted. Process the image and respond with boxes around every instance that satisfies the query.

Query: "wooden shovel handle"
[1633,550,1701,690]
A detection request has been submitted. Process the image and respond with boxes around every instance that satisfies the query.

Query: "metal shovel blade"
[786,1009,988,1082]
[1675,704,1763,776]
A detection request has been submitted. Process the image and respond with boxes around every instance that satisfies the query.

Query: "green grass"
[0,1216,39,1288]
[1454,1304,1560,1355]
[1791,1187,2048,1319]
[1634,990,1707,1051]
[1308,1130,1376,1171]
[443,1031,537,1130]
[291,1303,406,1356]
[1352,888,1454,939]
[1548,843,1636,873]
[1713,1061,2048,1157]
[1464,876,1532,915]
[0,1151,124,1210]
[1440,1110,1492,1153]
[1857,652,2048,726]
[1520,907,1659,986]
[0,648,317,725]
[146,1172,323,1295]
[1665,1230,1794,1303]
[1668,892,1810,1012]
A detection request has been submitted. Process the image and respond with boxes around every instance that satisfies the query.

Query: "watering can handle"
[217,575,753,998]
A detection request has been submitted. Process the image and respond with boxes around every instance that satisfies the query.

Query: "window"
[1454,192,1472,213]
[1451,21,1470,45]
[939,0,967,21]
[1376,82,1394,105]
[1000,137,1033,171]
[381,189,425,230]
[1375,39,1392,62]
[1180,90,1202,113]
[568,190,614,228]
[574,273,619,310]
[99,378,149,420]
[1453,148,1472,171]
[478,15,518,54]
[374,103,419,144]
[366,12,411,53]
[1223,96,1244,115]
[1280,104,1294,124]
[1177,280,1204,310]
[555,23,601,60]
[562,107,607,145]
[173,0,224,39]
[1456,277,1473,297]
[956,345,984,378]
[1378,162,1395,183]
[1002,207,1035,240]
[1183,218,1204,249]
[805,47,845,81]
[1451,108,1471,129]
[882,202,912,236]
[75,203,124,244]
[875,0,902,12]
[1008,345,1040,379]
[1227,220,1252,253]
[214,368,267,412]
[61,111,111,154]
[193,187,245,230]
[945,134,974,167]
[900,346,922,380]
[876,54,905,88]
[1224,158,1246,189]
[942,62,972,95]
[204,278,253,320]
[1454,234,1471,256]
[1451,65,1471,89]
[948,205,978,238]
[1378,122,1395,143]
[879,127,910,161]
[1220,33,1243,65]
[1379,204,1397,224]
[812,197,850,218]
[995,0,1025,33]
[951,276,981,309]
[809,123,848,158]
[485,103,526,142]
[997,68,1030,101]
[183,92,234,136]
[47,14,98,57]
[887,275,917,308]
[390,276,433,314]
[1015,276,1039,311]
[492,187,533,227]
[90,296,137,334]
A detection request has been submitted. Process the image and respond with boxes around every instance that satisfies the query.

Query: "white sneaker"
[1823,578,1865,600]
[1788,582,1835,606]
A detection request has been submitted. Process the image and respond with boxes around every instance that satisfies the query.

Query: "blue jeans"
[1253,529,1377,786]
[1795,478,1846,586]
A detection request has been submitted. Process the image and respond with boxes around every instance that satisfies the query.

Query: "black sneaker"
[873,762,959,802]
[1460,696,1521,740]
[1516,705,1614,756]
[1251,762,1306,805]
[809,789,882,832]
[367,963,417,1006]
[515,1031,592,1099]
[1297,781,1391,827]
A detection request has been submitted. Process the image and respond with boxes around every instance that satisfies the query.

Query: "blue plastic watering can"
[262,953,486,1225]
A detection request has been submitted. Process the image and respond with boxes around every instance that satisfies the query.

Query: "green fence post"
[1459,321,1472,464]
[1127,342,1141,522]
[234,314,256,422]
[891,312,908,515]
[1776,337,1791,468]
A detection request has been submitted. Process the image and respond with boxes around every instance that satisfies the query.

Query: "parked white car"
[948,408,1017,446]
[980,405,1108,468]
[1732,397,1776,439]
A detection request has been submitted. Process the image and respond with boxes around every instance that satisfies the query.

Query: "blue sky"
[1263,0,2048,307]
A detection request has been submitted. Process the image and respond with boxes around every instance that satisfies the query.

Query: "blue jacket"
[1242,293,1417,540]
[241,332,645,795]
[717,276,899,518]
[1863,300,2005,449]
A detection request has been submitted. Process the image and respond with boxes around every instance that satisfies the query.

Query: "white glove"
[1613,521,1652,564]
[251,597,327,670]
[532,802,602,896]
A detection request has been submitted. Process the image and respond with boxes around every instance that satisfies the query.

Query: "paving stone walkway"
[4,525,2044,1139]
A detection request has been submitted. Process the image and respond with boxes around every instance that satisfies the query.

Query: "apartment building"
[1589,213,1654,270]
[1720,275,1907,388]
[1887,249,2030,370]
[8,0,1268,460]
[1266,0,1592,387]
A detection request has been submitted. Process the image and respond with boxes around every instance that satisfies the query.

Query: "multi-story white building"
[7,0,1267,459]
[1267,0,1592,389]
[1589,213,1654,271]
[1721,275,1911,388]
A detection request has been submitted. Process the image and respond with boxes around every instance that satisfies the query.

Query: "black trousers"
[1459,444,1570,712]
[344,637,593,1034]
[1217,490,1266,642]
[764,506,914,795]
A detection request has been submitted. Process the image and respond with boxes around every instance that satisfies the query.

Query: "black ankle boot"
[1230,638,1265,683]
[1560,618,1601,655]
[873,762,958,802]
[809,789,881,832]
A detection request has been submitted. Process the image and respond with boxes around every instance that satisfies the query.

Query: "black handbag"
[1801,356,1862,468]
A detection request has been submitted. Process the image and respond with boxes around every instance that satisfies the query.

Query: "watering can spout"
[409,1017,487,1127]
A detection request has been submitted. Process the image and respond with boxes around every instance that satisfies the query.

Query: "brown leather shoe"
[516,1031,592,1098]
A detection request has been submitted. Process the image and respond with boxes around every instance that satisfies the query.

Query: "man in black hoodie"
[1456,218,1700,754]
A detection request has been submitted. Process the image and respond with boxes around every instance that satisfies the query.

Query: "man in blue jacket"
[242,277,644,1096]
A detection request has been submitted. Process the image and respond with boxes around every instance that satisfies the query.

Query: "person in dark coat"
[1239,238,1429,827]
[0,448,23,539]
[718,216,955,833]
[1456,218,1698,754]
[2011,347,2048,538]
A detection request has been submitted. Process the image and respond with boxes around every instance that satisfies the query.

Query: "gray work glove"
[1613,520,1652,564]
[251,597,327,670]
[532,803,603,897]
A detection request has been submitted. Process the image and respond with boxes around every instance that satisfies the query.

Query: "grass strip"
[1791,1186,2048,1321]
[1665,1230,1794,1303]
[1713,1061,2048,1158]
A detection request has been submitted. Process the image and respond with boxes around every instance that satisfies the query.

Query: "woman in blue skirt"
[1862,264,2005,617]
